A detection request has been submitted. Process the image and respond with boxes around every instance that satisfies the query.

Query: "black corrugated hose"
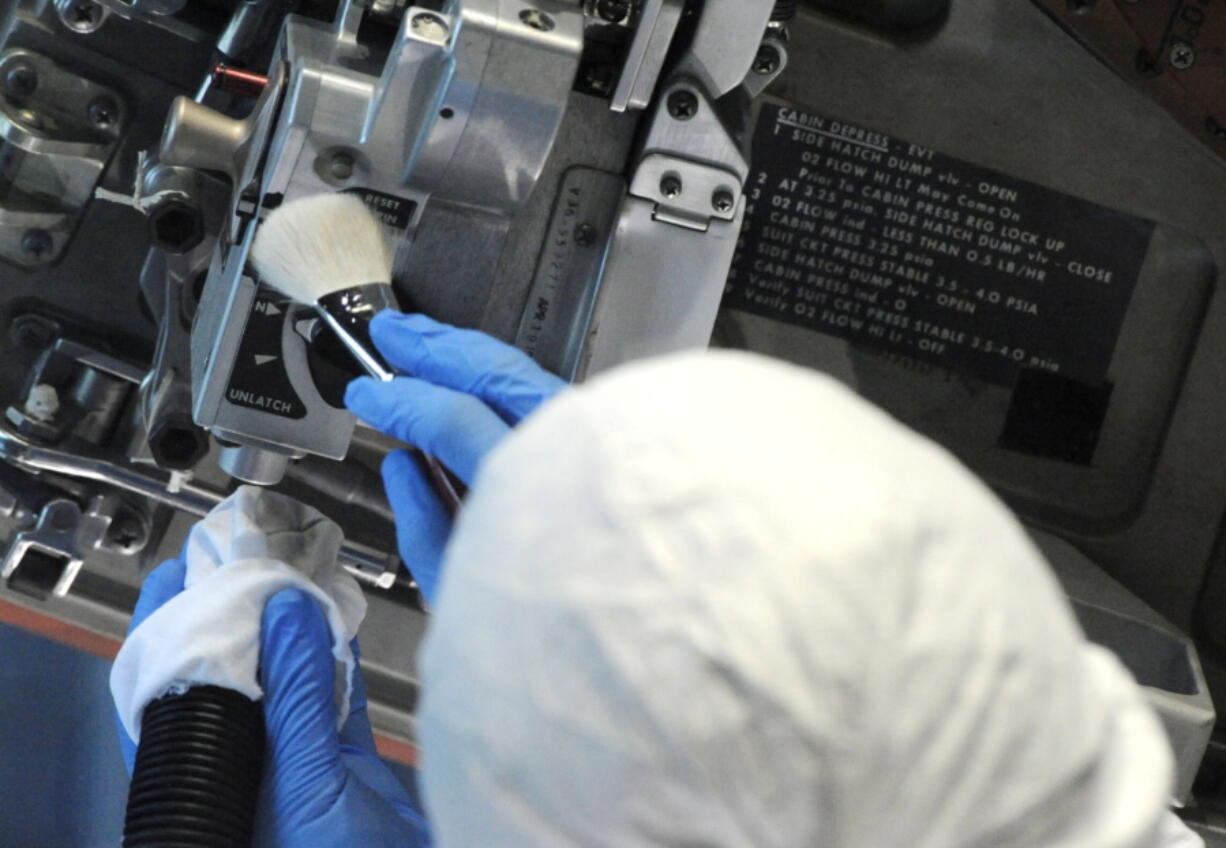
[124,686,265,847]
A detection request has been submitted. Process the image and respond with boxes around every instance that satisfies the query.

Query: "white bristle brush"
[251,192,465,512]
[251,193,398,381]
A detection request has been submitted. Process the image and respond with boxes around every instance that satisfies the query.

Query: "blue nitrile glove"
[116,559,432,847]
[344,311,567,603]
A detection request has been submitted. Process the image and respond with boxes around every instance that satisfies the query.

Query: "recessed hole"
[8,547,70,600]
[440,107,454,119]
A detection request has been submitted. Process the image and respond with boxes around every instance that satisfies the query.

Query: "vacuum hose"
[123,685,265,847]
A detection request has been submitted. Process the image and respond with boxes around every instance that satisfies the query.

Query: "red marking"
[211,65,269,99]
[0,597,121,660]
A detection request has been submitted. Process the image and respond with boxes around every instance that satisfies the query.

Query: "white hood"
[417,351,1197,848]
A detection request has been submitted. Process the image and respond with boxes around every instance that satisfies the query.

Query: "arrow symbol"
[254,354,278,366]
[255,301,283,316]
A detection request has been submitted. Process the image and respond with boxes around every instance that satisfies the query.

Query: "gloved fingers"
[258,589,348,825]
[381,449,451,605]
[339,637,379,755]
[370,311,566,423]
[118,557,188,772]
[127,557,187,635]
[346,376,508,484]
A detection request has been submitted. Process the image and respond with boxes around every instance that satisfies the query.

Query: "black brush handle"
[316,286,468,513]
[124,685,265,848]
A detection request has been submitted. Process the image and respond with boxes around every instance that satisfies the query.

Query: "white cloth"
[418,351,1199,848]
[111,486,366,743]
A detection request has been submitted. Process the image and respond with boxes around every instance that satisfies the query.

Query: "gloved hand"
[344,311,567,603]
[117,558,432,847]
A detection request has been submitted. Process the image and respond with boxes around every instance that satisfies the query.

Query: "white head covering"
[417,351,1196,848]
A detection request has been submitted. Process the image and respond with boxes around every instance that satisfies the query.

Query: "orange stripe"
[0,597,122,660]
[374,732,419,767]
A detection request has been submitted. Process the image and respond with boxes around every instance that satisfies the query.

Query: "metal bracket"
[1,497,114,598]
[0,48,126,269]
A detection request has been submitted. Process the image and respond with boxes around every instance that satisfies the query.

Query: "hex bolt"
[667,89,699,120]
[1170,43,1195,70]
[88,97,118,128]
[712,190,736,214]
[753,44,781,76]
[660,175,683,199]
[595,0,631,23]
[520,8,556,31]
[21,229,53,260]
[4,62,37,95]
[574,223,597,246]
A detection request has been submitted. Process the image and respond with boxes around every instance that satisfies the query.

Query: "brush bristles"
[250,193,392,304]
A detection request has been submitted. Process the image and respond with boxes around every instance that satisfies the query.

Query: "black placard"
[224,283,306,420]
[343,187,417,231]
[724,103,1156,388]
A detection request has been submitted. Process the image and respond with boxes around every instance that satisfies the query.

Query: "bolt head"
[660,176,683,199]
[21,229,53,260]
[753,44,781,75]
[4,63,37,95]
[667,89,698,120]
[712,190,736,214]
[88,97,118,128]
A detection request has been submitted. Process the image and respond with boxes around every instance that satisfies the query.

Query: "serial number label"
[723,103,1156,387]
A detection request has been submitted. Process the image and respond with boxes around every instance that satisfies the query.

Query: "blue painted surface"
[0,622,128,848]
[0,622,426,846]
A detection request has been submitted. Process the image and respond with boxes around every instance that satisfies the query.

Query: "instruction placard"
[724,103,1155,387]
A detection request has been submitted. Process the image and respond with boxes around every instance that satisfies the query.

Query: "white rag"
[418,350,1200,848]
[111,486,366,743]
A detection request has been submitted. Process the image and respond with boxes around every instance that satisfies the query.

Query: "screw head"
[4,63,37,95]
[753,44,781,75]
[58,0,106,33]
[595,0,631,23]
[21,229,53,260]
[520,8,556,31]
[106,512,149,554]
[667,89,698,120]
[660,175,683,199]
[88,97,118,128]
[574,223,597,246]
[1170,43,1195,70]
[712,190,736,214]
